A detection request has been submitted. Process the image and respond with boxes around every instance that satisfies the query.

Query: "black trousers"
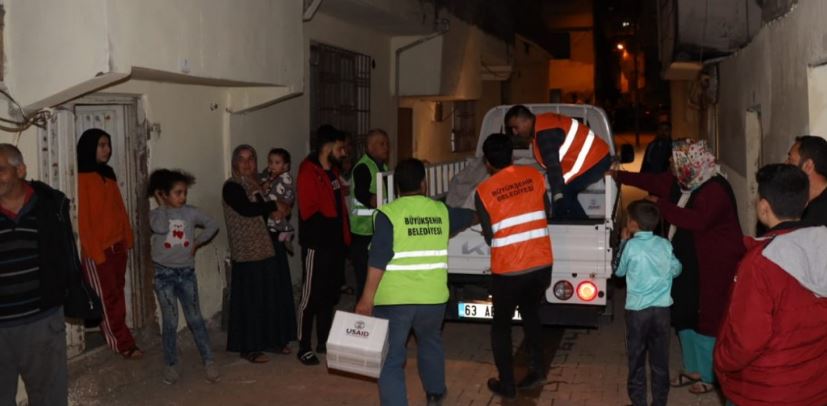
[626,307,671,406]
[491,268,551,386]
[349,234,372,299]
[298,247,344,352]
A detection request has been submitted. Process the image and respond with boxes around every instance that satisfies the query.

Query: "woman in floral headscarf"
[612,139,744,394]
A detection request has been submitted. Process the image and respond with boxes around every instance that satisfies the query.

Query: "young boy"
[715,164,827,406]
[148,169,220,384]
[260,148,295,254]
[615,199,682,406]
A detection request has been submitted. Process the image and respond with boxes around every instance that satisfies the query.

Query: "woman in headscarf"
[222,145,283,363]
[612,139,744,394]
[76,128,141,359]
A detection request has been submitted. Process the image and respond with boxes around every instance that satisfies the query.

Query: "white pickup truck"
[376,104,631,326]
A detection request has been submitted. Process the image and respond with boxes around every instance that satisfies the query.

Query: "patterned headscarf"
[671,139,719,191]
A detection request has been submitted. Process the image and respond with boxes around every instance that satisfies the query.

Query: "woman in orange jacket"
[76,128,141,359]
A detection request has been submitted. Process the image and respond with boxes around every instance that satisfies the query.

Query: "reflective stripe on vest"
[349,154,388,235]
[477,165,553,274]
[373,196,450,305]
[491,210,547,233]
[532,112,609,184]
[491,228,549,248]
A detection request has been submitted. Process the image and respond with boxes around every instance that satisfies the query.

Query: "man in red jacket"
[296,125,351,366]
[714,164,827,406]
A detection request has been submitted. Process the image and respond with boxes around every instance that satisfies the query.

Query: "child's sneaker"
[205,361,220,383]
[162,365,179,385]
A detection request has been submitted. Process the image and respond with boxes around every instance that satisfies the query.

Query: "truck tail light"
[553,281,574,300]
[576,281,598,302]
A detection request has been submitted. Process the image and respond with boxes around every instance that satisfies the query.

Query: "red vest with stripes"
[532,112,610,184]
[477,165,553,275]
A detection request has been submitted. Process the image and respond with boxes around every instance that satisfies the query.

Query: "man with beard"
[785,135,827,226]
[296,125,350,365]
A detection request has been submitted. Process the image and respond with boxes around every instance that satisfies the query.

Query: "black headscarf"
[77,128,117,180]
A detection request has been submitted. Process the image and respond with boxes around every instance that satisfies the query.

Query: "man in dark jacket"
[785,135,827,226]
[715,164,827,406]
[296,125,350,365]
[0,143,94,406]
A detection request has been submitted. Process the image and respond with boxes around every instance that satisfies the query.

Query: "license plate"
[458,302,522,320]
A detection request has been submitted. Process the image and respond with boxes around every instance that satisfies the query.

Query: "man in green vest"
[349,129,390,298]
[356,158,474,406]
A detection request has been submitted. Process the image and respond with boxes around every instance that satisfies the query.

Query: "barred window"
[451,100,476,152]
[309,42,371,170]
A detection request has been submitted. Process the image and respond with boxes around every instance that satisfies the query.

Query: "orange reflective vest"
[532,112,610,184]
[476,165,553,275]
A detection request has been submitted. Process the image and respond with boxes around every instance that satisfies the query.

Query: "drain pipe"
[303,0,323,21]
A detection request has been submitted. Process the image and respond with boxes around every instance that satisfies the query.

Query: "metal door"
[38,109,86,357]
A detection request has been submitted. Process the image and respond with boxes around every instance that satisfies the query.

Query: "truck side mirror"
[619,144,635,164]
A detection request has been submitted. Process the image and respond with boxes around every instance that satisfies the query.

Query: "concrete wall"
[397,17,483,100]
[549,59,594,102]
[4,0,303,108]
[670,81,701,140]
[715,0,827,231]
[507,37,551,104]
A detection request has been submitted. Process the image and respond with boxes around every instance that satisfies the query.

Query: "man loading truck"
[505,105,612,219]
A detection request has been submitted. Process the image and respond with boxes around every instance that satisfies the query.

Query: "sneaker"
[205,361,220,383]
[297,350,320,366]
[517,370,546,390]
[162,365,179,385]
[316,344,327,355]
[426,390,446,406]
[487,378,516,399]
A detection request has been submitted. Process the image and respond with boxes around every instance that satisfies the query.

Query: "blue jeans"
[373,303,446,406]
[154,264,213,366]
[553,155,613,219]
[626,307,671,406]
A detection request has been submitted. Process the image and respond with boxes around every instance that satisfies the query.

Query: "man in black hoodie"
[0,143,96,406]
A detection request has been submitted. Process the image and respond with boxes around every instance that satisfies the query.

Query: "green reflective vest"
[349,154,388,236]
[374,195,450,305]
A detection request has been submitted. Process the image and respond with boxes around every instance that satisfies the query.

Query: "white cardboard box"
[326,310,389,378]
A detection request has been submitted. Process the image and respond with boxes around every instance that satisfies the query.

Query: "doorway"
[397,107,413,161]
[38,95,151,357]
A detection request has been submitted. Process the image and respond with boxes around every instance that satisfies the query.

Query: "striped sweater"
[0,192,43,322]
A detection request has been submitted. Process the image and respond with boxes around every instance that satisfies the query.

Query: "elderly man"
[0,144,92,406]
[349,129,390,298]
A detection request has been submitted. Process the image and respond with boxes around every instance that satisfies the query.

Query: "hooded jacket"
[714,224,827,406]
[297,154,350,250]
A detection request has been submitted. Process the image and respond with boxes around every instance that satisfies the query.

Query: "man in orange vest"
[475,133,553,399]
[505,105,612,219]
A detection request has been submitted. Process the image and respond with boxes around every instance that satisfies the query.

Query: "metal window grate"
[309,42,371,169]
[451,100,476,152]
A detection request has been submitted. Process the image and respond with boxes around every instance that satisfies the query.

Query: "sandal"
[268,345,291,355]
[120,346,144,360]
[688,381,716,394]
[670,372,700,387]
[241,351,270,364]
